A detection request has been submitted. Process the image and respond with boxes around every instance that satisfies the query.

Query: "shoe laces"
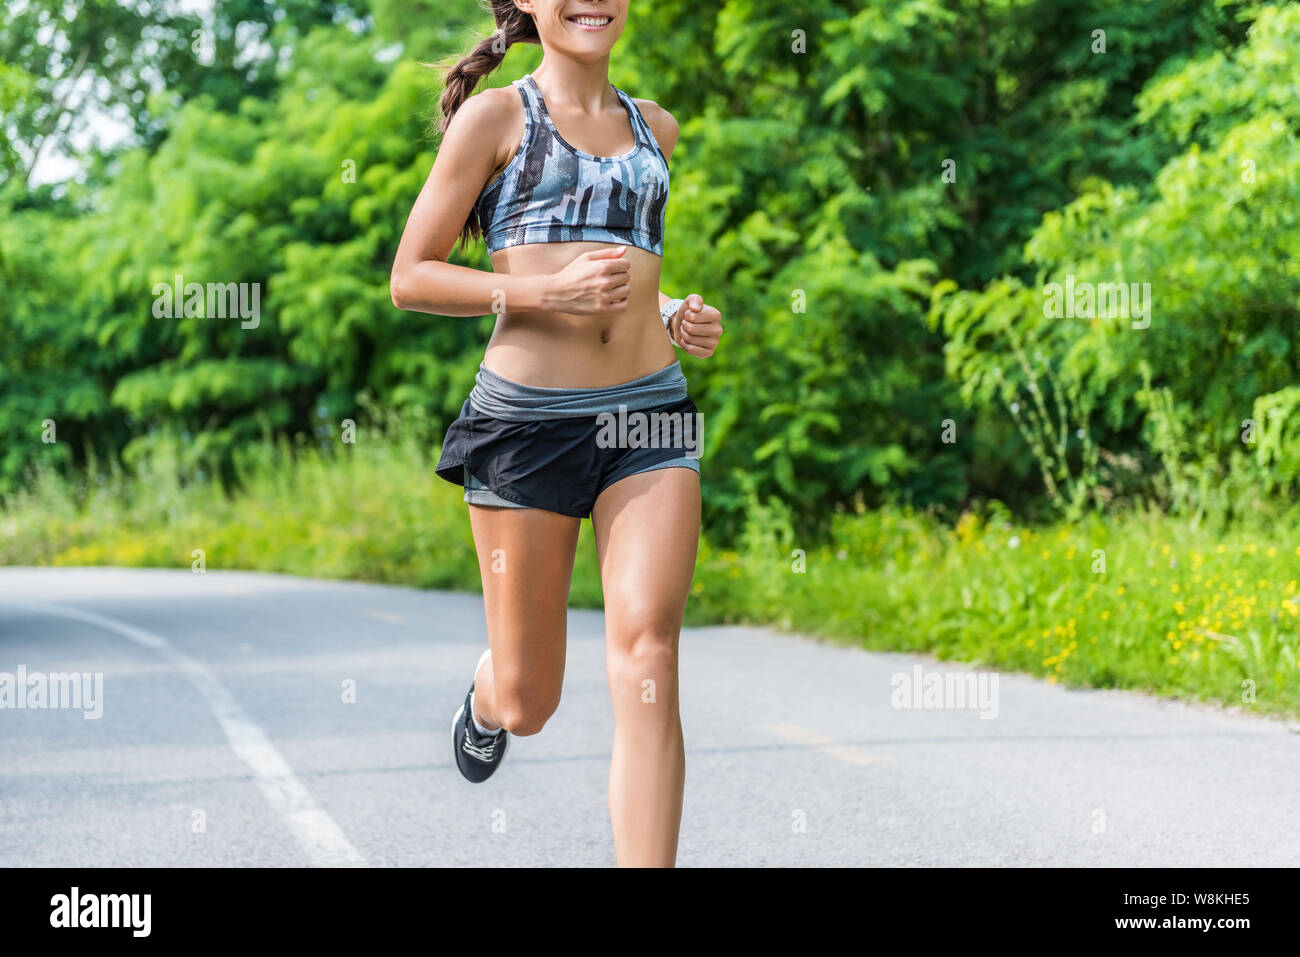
[462,724,500,762]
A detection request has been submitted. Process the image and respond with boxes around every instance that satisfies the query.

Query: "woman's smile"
[566,13,614,31]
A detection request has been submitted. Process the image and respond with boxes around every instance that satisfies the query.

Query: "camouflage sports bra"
[474,73,670,256]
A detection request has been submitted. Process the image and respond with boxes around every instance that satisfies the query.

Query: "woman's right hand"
[541,246,632,316]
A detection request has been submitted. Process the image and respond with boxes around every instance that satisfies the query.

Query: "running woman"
[390,0,724,867]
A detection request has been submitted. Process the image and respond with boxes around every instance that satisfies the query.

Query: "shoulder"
[441,81,527,171]
[446,82,525,137]
[631,97,680,160]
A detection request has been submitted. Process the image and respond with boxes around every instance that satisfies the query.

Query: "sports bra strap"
[614,86,666,162]
[515,74,541,121]
[520,74,655,158]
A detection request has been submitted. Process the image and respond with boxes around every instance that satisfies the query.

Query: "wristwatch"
[660,298,685,343]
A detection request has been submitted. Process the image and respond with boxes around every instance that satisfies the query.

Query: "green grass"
[4,432,1299,717]
[692,507,1300,717]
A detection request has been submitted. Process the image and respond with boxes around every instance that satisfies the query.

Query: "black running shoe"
[452,650,508,783]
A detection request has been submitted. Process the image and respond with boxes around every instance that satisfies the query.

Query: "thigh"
[468,504,581,702]
[591,467,701,650]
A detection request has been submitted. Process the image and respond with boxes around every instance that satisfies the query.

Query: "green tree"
[933,3,1299,516]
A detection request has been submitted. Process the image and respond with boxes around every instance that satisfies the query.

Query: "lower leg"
[470,654,501,732]
[607,640,685,866]
[466,504,579,737]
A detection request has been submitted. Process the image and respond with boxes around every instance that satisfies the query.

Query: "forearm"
[390,258,552,317]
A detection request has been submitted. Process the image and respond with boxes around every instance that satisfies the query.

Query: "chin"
[567,42,622,61]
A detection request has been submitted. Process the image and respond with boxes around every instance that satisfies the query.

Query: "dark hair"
[437,1,540,250]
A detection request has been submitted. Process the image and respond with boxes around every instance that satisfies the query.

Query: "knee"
[607,617,680,691]
[491,678,560,737]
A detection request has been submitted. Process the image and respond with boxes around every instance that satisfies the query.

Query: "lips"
[567,14,613,30]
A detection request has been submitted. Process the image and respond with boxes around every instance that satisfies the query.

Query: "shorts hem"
[597,456,702,497]
[443,458,589,517]
[463,489,587,518]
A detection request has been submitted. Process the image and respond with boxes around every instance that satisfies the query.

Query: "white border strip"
[6,600,367,868]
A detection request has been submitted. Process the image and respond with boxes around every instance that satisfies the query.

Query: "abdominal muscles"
[484,241,676,388]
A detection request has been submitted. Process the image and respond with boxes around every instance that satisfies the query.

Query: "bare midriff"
[483,240,676,389]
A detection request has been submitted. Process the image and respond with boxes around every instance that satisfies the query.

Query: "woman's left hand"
[671,294,723,358]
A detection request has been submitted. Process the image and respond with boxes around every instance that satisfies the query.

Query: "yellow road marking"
[763,724,886,765]
[364,609,407,625]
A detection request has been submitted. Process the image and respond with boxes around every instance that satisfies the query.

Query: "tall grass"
[696,505,1300,715]
[4,429,1298,716]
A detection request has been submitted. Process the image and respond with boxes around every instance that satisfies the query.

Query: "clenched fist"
[668,294,723,358]
[541,246,632,316]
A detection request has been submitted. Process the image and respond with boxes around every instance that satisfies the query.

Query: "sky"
[30,0,216,185]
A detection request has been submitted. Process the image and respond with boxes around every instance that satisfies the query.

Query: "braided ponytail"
[435,2,540,250]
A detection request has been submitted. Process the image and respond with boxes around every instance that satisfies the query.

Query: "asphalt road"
[1,566,1297,867]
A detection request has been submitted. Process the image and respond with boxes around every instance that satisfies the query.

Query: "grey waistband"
[467,361,689,421]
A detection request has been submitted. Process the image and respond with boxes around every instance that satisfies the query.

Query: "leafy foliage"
[932,1,1300,519]
[0,0,1291,541]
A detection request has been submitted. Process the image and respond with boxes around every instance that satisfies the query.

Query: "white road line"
[5,599,367,868]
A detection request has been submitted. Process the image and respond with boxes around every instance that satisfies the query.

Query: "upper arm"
[636,99,680,163]
[392,85,524,271]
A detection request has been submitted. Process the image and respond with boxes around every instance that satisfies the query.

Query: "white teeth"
[570,16,611,26]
